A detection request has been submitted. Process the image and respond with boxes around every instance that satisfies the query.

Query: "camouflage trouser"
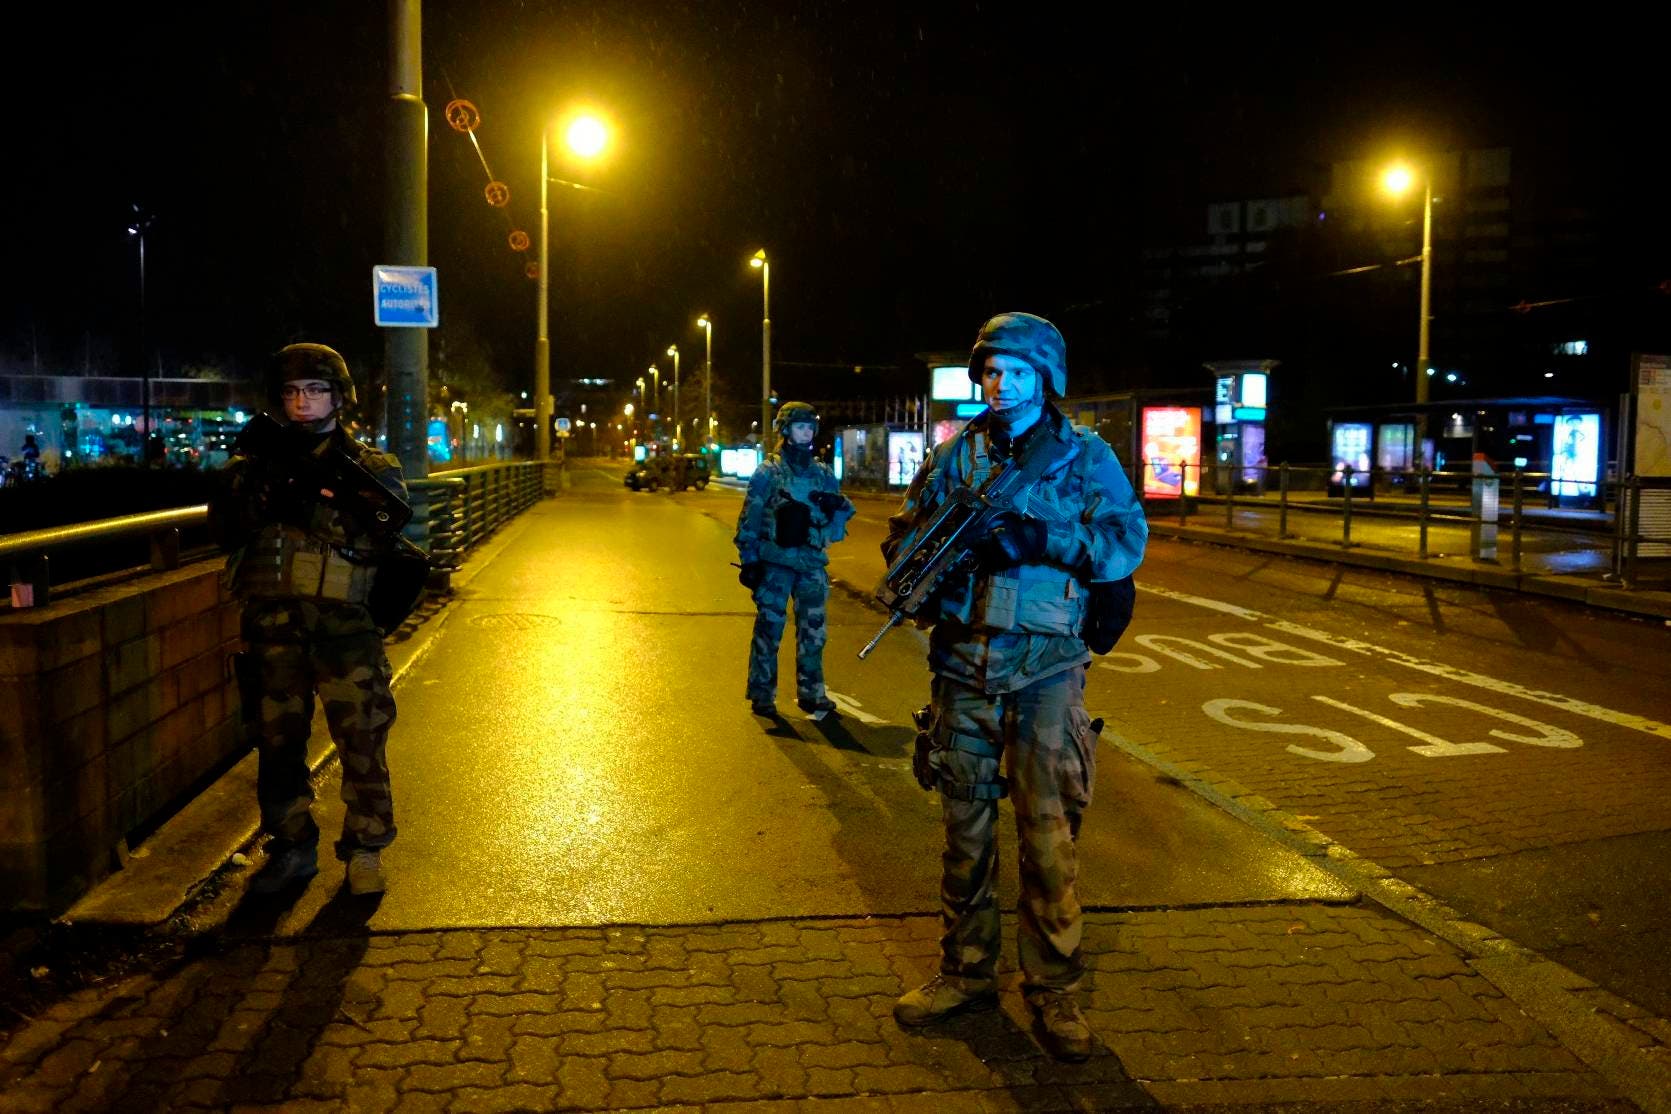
[243,600,398,860]
[931,666,1098,993]
[746,562,829,705]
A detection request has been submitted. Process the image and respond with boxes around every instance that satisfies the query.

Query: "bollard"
[1511,469,1524,573]
[1342,466,1354,547]
[1418,469,1431,559]
[1178,461,1189,527]
[149,526,180,571]
[1278,463,1290,538]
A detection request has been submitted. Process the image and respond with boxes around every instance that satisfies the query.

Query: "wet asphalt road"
[239,462,1671,1023]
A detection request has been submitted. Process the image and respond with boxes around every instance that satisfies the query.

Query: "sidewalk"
[2,905,1651,1112]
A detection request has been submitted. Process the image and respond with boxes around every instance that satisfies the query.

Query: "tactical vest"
[937,425,1089,637]
[754,458,841,567]
[234,524,375,604]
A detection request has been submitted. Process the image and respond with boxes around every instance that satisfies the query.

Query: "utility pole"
[385,0,428,480]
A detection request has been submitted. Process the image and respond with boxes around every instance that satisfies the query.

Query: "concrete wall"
[0,564,241,913]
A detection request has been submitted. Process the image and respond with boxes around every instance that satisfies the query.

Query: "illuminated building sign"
[1140,406,1201,498]
[931,366,978,402]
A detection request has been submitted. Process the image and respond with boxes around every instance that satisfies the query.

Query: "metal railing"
[1141,461,1668,587]
[2,460,556,607]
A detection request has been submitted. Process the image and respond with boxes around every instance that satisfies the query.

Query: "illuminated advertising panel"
[633,443,647,462]
[887,431,925,485]
[1377,423,1414,472]
[833,435,843,481]
[1552,413,1600,497]
[931,419,964,446]
[1140,406,1201,498]
[931,366,977,401]
[1331,422,1372,487]
[1240,423,1266,484]
[1215,376,1234,425]
[1239,372,1268,408]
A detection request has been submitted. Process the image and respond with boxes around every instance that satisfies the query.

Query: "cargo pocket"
[1064,705,1102,811]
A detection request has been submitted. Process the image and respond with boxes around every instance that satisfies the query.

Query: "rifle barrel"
[858,611,904,660]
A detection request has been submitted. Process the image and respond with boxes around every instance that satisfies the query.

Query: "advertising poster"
[1141,406,1201,498]
[1240,423,1266,484]
[1635,354,1671,477]
[1378,423,1415,472]
[1551,413,1600,497]
[887,431,925,486]
[1331,422,1372,487]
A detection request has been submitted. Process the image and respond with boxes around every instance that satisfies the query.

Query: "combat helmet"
[773,400,820,442]
[967,312,1067,399]
[269,343,357,410]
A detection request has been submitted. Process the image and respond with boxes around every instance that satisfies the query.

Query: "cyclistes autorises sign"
[372,265,439,328]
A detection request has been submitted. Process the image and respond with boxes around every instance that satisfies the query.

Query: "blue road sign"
[372,265,439,328]
[555,418,572,432]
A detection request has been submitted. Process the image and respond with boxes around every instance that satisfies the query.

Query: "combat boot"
[893,974,998,1027]
[249,840,318,895]
[347,849,387,895]
[751,700,780,718]
[1029,990,1093,1061]
[798,696,838,720]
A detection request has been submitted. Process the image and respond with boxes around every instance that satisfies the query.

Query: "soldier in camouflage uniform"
[735,402,855,719]
[209,344,407,897]
[884,313,1147,1061]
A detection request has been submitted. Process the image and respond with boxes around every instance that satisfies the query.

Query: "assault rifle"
[235,412,417,553]
[859,430,1057,659]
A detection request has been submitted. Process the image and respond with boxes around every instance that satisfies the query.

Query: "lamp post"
[536,111,609,462]
[647,365,660,437]
[1381,164,1433,407]
[126,205,156,464]
[666,344,681,449]
[749,249,771,446]
[695,316,713,450]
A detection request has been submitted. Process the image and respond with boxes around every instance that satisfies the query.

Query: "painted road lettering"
[1203,692,1584,762]
[1099,632,1344,674]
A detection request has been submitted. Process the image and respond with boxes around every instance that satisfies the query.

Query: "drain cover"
[467,613,561,630]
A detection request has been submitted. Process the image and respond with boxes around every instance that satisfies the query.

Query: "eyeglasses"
[280,385,333,400]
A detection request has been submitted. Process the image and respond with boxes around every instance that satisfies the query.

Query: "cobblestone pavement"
[1,906,1638,1112]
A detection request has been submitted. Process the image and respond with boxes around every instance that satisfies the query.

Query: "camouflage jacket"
[884,409,1147,694]
[735,454,854,571]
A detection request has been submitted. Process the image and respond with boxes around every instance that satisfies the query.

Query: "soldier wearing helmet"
[883,312,1147,1061]
[209,342,409,898]
[734,401,854,718]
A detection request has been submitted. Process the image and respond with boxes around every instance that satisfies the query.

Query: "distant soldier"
[209,344,407,896]
[884,313,1146,1061]
[735,402,854,718]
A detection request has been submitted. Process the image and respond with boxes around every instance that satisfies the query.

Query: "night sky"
[5,4,1665,435]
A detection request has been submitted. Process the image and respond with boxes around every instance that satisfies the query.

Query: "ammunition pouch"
[774,500,813,548]
[367,545,431,634]
[235,528,373,604]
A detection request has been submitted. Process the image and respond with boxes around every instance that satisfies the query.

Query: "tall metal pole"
[1416,175,1433,406]
[760,258,772,445]
[669,346,680,447]
[385,0,428,481]
[702,318,713,449]
[536,128,551,462]
[137,226,149,463]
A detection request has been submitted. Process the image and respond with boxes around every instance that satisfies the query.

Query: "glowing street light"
[749,249,771,442]
[536,109,611,462]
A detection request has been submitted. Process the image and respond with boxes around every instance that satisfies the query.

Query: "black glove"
[977,513,1050,570]
[1083,576,1135,654]
[810,490,846,515]
[738,561,766,589]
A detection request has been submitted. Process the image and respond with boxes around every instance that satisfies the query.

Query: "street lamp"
[696,315,713,450]
[647,365,660,430]
[666,344,681,449]
[749,249,771,445]
[127,204,156,464]
[1382,162,1433,408]
[537,110,610,462]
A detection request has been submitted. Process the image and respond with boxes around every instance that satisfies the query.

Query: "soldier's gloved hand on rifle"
[1082,576,1136,654]
[738,561,766,589]
[976,512,1049,570]
[809,490,846,516]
